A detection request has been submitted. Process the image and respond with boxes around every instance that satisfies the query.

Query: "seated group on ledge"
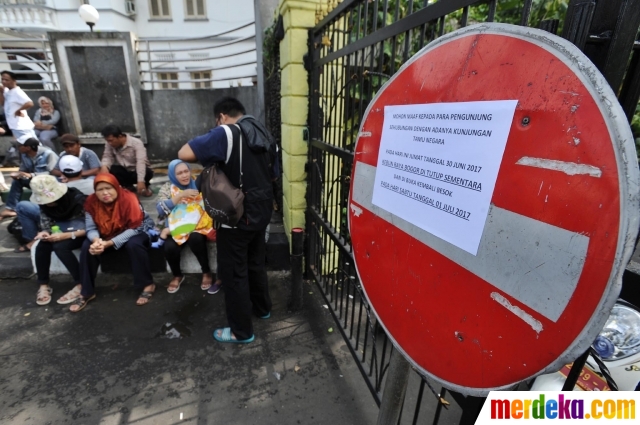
[23,158,219,312]
[1,95,275,346]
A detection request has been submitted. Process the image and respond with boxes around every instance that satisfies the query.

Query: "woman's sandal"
[13,245,30,253]
[167,276,184,294]
[200,273,213,291]
[57,285,81,305]
[213,327,255,344]
[136,284,156,306]
[36,286,52,306]
[69,294,96,313]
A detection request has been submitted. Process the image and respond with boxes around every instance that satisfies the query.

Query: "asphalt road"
[0,271,377,424]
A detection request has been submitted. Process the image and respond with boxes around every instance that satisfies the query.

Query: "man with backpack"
[178,97,275,344]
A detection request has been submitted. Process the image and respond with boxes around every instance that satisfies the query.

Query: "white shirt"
[66,179,95,196]
[3,86,34,130]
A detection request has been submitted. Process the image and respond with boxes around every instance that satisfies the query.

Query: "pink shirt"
[101,134,150,182]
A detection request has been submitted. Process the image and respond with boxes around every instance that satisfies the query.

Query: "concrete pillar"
[278,0,318,241]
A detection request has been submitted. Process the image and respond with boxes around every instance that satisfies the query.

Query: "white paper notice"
[371,100,518,255]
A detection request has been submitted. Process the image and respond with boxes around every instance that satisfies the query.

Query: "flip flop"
[200,273,213,291]
[69,294,96,313]
[213,327,255,344]
[0,210,17,219]
[260,312,271,319]
[167,276,185,294]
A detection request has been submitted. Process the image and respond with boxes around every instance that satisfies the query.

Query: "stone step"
[32,240,219,275]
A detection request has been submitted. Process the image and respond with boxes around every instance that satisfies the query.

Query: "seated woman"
[14,156,94,254]
[33,97,61,150]
[26,175,87,306]
[156,160,219,294]
[70,173,155,312]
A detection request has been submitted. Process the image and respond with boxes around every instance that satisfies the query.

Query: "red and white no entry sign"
[348,23,639,395]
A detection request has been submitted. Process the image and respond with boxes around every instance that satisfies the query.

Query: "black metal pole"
[562,349,590,391]
[289,228,304,311]
[377,348,411,425]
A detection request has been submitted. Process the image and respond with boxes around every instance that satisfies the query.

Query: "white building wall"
[0,0,257,88]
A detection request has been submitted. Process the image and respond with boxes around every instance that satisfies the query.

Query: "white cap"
[58,155,83,174]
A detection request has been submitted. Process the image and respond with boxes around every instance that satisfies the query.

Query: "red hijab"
[84,173,144,239]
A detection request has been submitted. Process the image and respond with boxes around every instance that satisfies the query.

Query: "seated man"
[99,125,153,196]
[57,155,94,195]
[50,134,101,181]
[0,137,58,218]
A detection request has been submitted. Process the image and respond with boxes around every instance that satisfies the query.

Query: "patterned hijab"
[84,173,143,239]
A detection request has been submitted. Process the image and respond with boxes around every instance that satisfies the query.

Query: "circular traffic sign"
[348,23,639,395]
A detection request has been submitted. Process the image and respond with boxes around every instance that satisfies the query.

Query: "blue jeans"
[15,201,40,241]
[5,178,31,211]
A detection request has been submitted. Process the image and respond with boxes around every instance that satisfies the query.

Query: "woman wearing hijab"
[33,96,61,150]
[28,175,88,305]
[70,173,155,312]
[156,160,218,294]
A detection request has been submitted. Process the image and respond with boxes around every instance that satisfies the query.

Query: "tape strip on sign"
[351,161,589,323]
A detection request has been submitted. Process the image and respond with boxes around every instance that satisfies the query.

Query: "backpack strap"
[234,124,243,190]
[219,124,243,190]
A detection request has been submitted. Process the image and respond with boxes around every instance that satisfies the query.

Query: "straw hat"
[29,175,68,205]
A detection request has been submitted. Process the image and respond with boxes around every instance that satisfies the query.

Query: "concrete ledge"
[0,253,33,278]
[31,240,218,275]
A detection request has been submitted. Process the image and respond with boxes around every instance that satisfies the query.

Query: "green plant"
[631,102,640,163]
[263,20,280,80]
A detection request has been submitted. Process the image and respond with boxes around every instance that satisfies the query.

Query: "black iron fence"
[305,0,640,423]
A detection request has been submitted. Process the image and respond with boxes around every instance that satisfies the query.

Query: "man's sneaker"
[207,281,222,295]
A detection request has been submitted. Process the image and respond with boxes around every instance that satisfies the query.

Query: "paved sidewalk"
[0,272,377,424]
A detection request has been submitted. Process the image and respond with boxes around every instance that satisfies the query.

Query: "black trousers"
[217,226,271,340]
[163,232,211,276]
[79,233,153,297]
[35,237,85,284]
[109,164,154,188]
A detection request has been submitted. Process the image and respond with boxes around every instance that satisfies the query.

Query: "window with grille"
[191,71,212,88]
[184,0,206,18]
[157,72,178,89]
[149,0,171,18]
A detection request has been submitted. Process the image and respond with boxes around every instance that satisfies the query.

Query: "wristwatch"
[71,231,76,240]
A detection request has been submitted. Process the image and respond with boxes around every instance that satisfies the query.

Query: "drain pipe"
[288,227,304,311]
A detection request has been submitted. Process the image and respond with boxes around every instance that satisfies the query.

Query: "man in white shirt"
[57,155,94,195]
[0,70,36,142]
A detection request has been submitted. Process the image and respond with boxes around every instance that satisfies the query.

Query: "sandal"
[0,209,17,219]
[13,245,30,253]
[36,286,52,306]
[213,327,255,344]
[69,294,96,313]
[136,284,155,306]
[57,285,81,305]
[167,276,184,294]
[201,273,213,291]
[140,188,154,197]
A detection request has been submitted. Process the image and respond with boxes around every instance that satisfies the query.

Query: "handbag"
[200,125,245,226]
[7,217,26,243]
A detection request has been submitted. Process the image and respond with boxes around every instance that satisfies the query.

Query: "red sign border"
[348,23,640,395]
